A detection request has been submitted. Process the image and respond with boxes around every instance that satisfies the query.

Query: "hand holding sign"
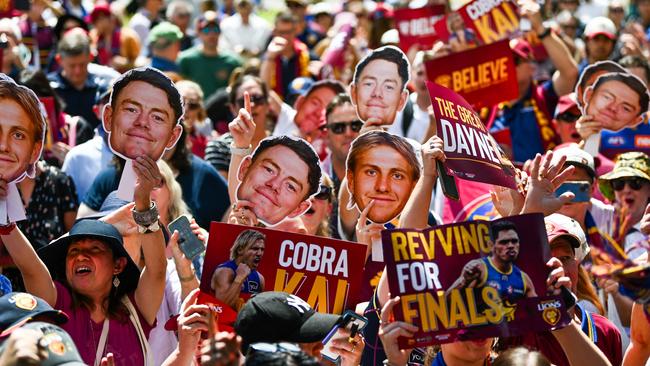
[421,135,446,178]
[228,200,259,227]
[575,115,601,141]
[229,92,255,149]
[378,296,417,366]
[133,156,162,211]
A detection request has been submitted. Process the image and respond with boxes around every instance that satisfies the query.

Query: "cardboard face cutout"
[351,46,410,127]
[0,75,46,223]
[103,68,183,162]
[235,136,322,227]
[345,131,420,224]
[583,71,649,132]
[574,61,626,110]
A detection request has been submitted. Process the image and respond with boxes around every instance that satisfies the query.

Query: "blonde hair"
[176,80,207,121]
[314,174,334,238]
[157,160,191,222]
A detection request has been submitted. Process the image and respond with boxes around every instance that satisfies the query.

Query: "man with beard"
[211,229,266,310]
[449,220,536,306]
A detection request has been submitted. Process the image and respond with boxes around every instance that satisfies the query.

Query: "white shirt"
[129,10,152,56]
[272,102,299,137]
[218,13,271,55]
[386,92,430,144]
[148,260,183,366]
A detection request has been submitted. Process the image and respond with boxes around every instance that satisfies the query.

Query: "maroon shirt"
[499,304,622,366]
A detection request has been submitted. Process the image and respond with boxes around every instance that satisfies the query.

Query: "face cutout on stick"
[574,60,626,111]
[350,46,410,127]
[0,76,45,184]
[235,135,322,227]
[103,67,183,161]
[345,130,420,224]
[583,71,649,132]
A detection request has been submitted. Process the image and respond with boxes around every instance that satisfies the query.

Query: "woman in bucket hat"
[1,155,167,366]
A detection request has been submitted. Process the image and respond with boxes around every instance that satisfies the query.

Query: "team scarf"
[270,39,310,99]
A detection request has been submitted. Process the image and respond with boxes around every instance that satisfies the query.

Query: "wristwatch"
[132,202,160,233]
[137,220,161,234]
[537,26,552,40]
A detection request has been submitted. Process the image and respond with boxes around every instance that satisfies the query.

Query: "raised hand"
[575,115,602,141]
[133,156,162,211]
[421,135,446,178]
[378,296,417,366]
[228,200,259,227]
[228,92,255,149]
[522,151,575,216]
[355,200,384,246]
[266,36,288,58]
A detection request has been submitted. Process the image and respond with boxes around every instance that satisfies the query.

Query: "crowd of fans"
[0,0,649,365]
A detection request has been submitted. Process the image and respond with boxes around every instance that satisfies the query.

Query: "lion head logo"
[542,307,560,326]
[435,75,451,89]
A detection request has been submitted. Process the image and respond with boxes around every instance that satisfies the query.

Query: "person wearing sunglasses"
[176,80,213,158]
[177,10,242,100]
[599,152,650,260]
[322,94,362,195]
[301,175,335,238]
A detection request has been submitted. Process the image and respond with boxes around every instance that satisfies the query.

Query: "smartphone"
[437,161,459,201]
[321,311,368,363]
[168,215,204,260]
[555,181,591,203]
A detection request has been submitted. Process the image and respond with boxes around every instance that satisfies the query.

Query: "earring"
[112,276,120,288]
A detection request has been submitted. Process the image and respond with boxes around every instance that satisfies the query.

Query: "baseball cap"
[545,214,589,262]
[288,77,315,99]
[380,29,399,45]
[599,152,650,201]
[148,21,183,45]
[584,17,616,40]
[554,93,579,119]
[510,38,534,61]
[552,143,596,178]
[38,220,141,295]
[89,2,111,23]
[0,292,68,338]
[0,322,85,366]
[234,292,342,352]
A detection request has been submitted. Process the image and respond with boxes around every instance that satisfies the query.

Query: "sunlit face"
[237,145,312,225]
[492,229,520,264]
[294,87,337,135]
[586,35,615,62]
[553,112,581,144]
[103,81,182,160]
[440,338,493,364]
[613,177,650,223]
[65,239,124,296]
[274,20,296,45]
[347,145,417,223]
[326,103,360,163]
[59,53,90,88]
[585,79,643,131]
[550,238,578,292]
[558,166,593,220]
[352,59,408,125]
[233,79,269,127]
[0,99,42,183]
[239,239,265,270]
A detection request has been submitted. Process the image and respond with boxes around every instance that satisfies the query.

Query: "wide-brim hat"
[38,220,140,294]
[599,152,650,201]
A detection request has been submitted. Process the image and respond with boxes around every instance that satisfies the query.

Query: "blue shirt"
[150,56,180,73]
[47,70,111,128]
[217,260,262,294]
[482,257,527,304]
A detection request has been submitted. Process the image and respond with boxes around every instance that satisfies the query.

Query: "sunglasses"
[200,25,220,34]
[236,94,267,108]
[314,185,332,201]
[612,177,648,191]
[556,112,580,123]
[325,120,363,134]
[185,101,201,110]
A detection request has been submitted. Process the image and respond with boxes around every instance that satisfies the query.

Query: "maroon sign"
[382,213,571,348]
[427,80,517,189]
[394,5,445,52]
[425,39,518,109]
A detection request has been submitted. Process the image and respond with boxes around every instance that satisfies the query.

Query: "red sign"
[425,39,518,109]
[434,0,520,45]
[0,0,19,18]
[427,80,517,189]
[382,214,571,348]
[200,223,367,315]
[394,5,445,52]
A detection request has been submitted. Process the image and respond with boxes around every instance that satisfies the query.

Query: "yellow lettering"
[466,288,488,325]
[407,231,423,260]
[492,7,516,38]
[307,275,328,313]
[417,293,430,332]
[332,279,349,314]
[478,223,491,253]
[474,15,499,43]
[392,232,408,261]
[482,286,504,323]
[461,224,479,254]
[274,269,306,293]
[402,294,420,324]
[436,227,454,256]
[421,232,435,260]
[427,290,449,331]
[448,289,471,328]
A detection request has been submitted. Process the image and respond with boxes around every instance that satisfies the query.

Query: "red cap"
[89,2,111,23]
[510,38,534,61]
[554,93,579,118]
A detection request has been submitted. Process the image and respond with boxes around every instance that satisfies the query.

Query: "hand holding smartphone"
[321,311,368,363]
[168,215,205,260]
